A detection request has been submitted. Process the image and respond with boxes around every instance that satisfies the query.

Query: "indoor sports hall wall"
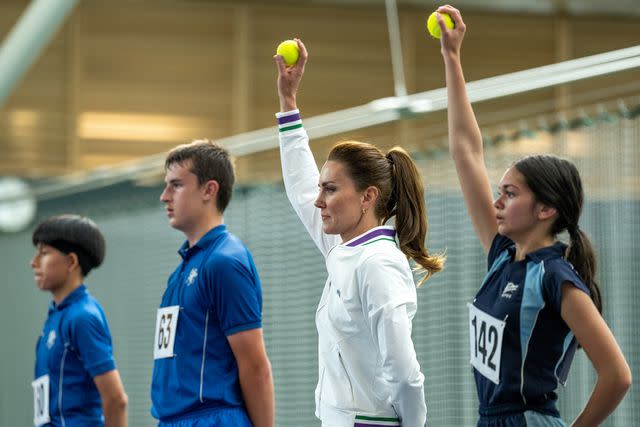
[1,110,638,425]
[1,0,639,183]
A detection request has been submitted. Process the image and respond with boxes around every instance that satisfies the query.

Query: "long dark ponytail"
[515,155,602,313]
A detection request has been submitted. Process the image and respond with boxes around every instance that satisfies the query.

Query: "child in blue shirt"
[32,214,128,426]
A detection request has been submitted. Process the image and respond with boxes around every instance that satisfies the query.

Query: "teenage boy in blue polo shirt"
[152,139,274,427]
[31,214,128,427]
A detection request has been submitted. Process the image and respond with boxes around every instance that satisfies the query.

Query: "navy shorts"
[478,410,567,427]
[158,407,252,427]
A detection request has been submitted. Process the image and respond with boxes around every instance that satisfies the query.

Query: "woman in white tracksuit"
[274,39,444,427]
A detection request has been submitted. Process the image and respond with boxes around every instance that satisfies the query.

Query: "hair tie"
[386,152,394,165]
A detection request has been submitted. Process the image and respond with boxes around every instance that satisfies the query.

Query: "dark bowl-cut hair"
[32,214,106,276]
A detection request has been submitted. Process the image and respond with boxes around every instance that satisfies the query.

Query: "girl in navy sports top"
[436,5,631,426]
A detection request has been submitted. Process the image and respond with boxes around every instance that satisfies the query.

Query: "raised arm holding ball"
[275,39,444,427]
[435,5,631,426]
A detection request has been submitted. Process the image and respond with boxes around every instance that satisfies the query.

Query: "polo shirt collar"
[49,284,87,313]
[178,224,227,259]
[509,241,567,263]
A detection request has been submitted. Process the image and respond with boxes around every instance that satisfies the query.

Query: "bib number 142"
[468,303,506,385]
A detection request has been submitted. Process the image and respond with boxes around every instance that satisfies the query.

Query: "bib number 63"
[468,303,506,385]
[154,305,180,359]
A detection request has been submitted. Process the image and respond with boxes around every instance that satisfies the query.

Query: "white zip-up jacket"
[277,109,427,427]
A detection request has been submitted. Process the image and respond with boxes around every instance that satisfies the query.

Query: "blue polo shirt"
[471,234,590,417]
[151,224,263,422]
[34,285,116,426]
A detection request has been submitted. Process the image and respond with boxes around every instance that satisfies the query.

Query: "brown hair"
[515,154,602,313]
[328,141,444,285]
[165,139,235,213]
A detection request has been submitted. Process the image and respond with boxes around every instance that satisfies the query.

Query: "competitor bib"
[468,303,506,384]
[32,374,50,426]
[154,305,180,359]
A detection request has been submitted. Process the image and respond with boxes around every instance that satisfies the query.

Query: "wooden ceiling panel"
[0,0,637,181]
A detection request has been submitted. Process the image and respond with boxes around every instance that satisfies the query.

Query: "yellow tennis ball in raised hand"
[276,40,300,66]
[427,11,454,39]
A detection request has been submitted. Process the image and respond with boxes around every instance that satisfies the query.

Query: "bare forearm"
[561,286,632,427]
[103,397,128,427]
[95,370,128,427]
[443,52,483,158]
[441,49,497,249]
[239,364,275,427]
[279,94,297,112]
[571,373,631,426]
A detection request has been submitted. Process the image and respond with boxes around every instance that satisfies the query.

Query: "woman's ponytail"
[386,148,445,286]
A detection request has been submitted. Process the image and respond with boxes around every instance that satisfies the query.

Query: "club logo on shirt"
[501,282,519,299]
[186,268,198,286]
[46,330,56,349]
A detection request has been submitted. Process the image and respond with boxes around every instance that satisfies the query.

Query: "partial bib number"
[468,303,506,384]
[154,305,180,359]
[32,374,50,426]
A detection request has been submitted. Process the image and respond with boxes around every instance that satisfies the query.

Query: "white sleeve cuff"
[275,109,300,118]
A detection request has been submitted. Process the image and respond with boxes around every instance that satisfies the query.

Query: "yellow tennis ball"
[276,40,299,66]
[427,12,454,39]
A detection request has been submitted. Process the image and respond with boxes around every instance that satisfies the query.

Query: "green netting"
[0,113,638,426]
